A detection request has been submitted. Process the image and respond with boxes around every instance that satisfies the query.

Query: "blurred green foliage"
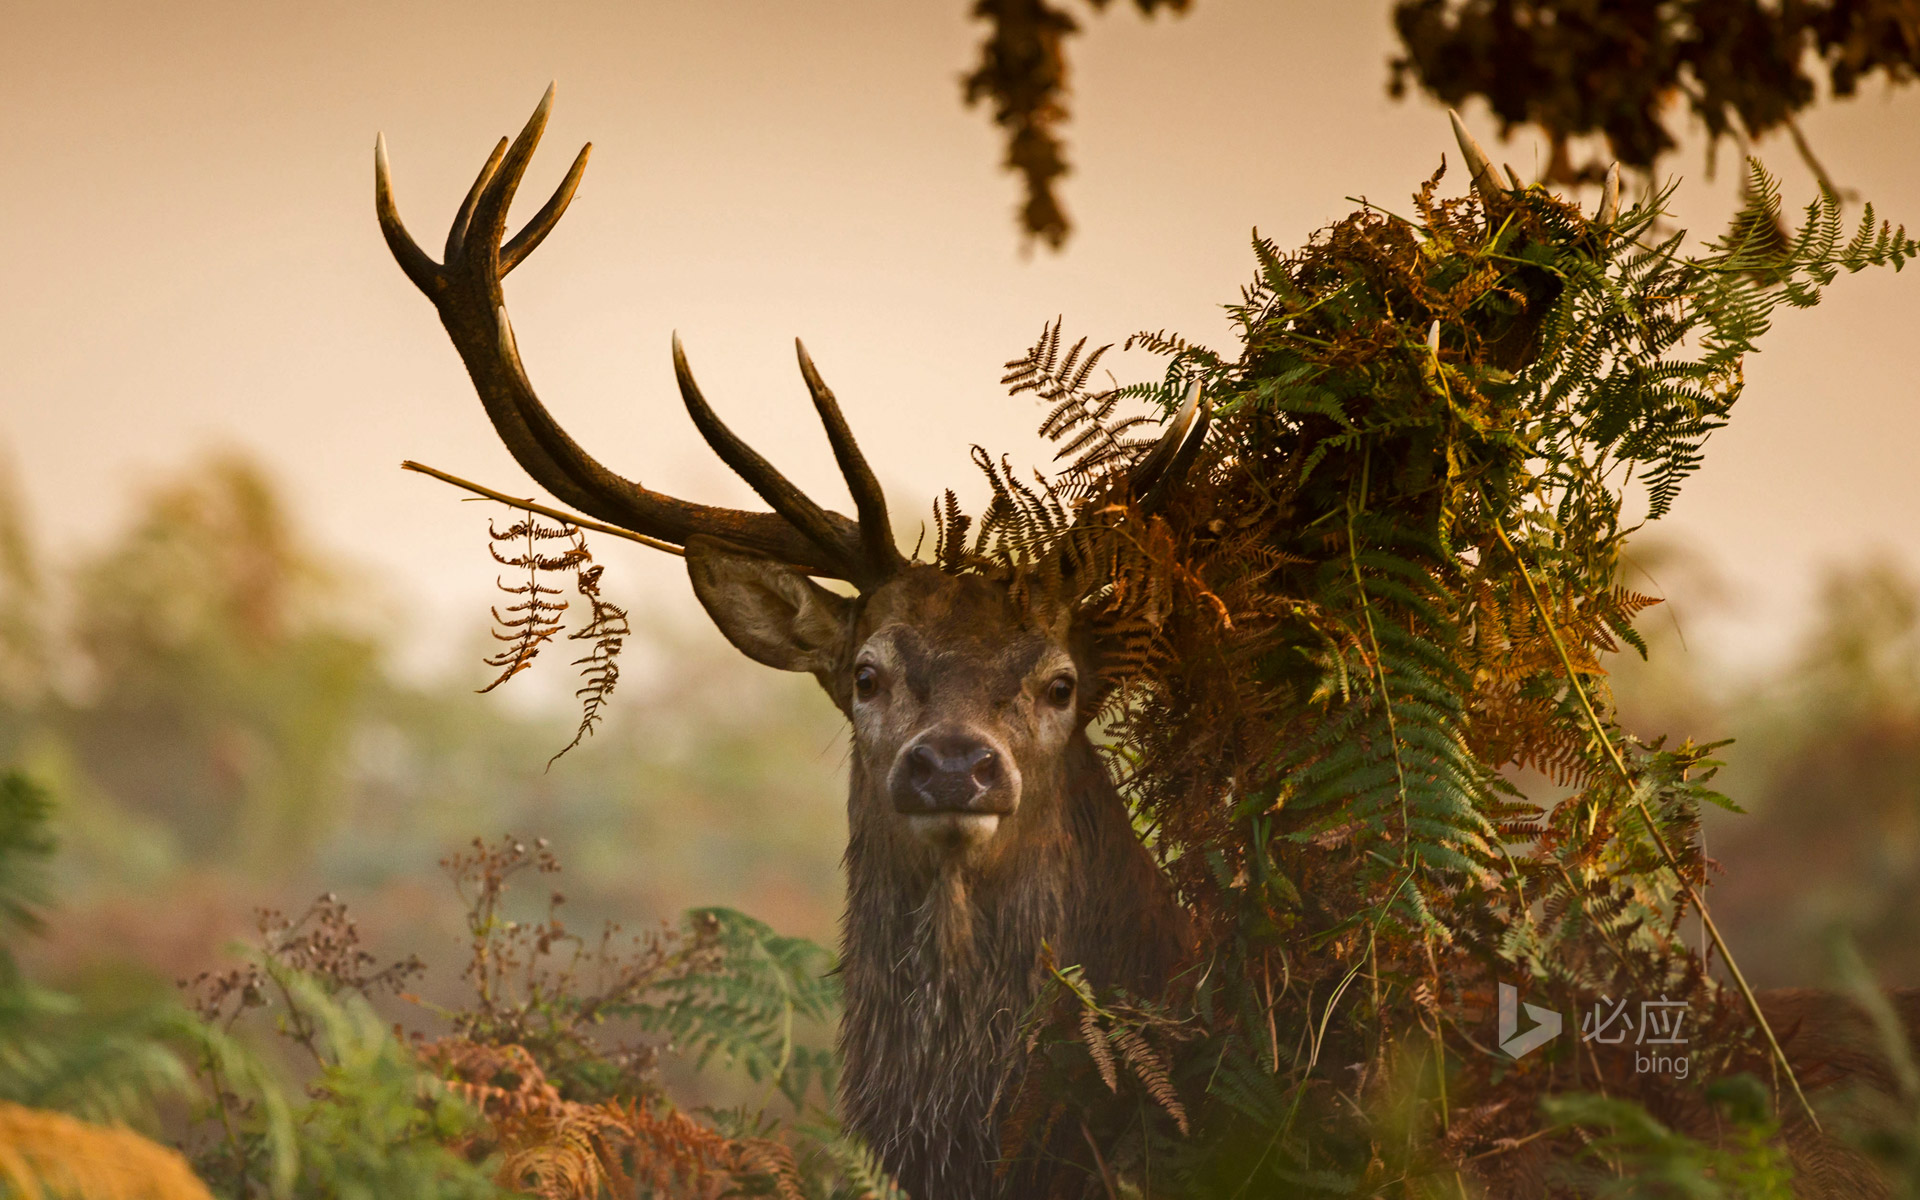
[0,444,894,1194]
[1540,1079,1794,1198]
[63,456,379,867]
[0,771,895,1197]
[1612,552,1920,990]
[0,450,849,991]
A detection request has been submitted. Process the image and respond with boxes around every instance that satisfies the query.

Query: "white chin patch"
[905,812,1002,848]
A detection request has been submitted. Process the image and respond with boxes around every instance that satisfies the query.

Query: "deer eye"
[854,664,879,700]
[1045,674,1076,708]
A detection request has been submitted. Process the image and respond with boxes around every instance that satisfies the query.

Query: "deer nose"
[897,733,1005,814]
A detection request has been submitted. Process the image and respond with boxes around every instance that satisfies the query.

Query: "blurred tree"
[55,454,381,872]
[324,625,848,946]
[1611,550,1920,988]
[1706,558,1920,986]
[963,0,1920,245]
[1388,0,1920,190]
[0,454,47,721]
[0,450,850,985]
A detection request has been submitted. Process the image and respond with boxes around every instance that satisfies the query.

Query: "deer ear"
[685,539,851,675]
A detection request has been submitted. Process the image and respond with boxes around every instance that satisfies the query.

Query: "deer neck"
[836,733,1141,1199]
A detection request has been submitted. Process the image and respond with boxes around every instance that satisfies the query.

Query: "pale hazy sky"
[4,1,1917,682]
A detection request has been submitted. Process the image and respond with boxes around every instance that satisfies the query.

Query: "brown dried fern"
[1110,1025,1188,1135]
[1004,319,1157,485]
[425,1034,795,1200]
[473,507,632,762]
[1079,1004,1118,1092]
[548,563,630,767]
[480,515,585,693]
[932,490,973,571]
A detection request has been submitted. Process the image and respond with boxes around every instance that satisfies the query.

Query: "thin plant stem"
[402,460,682,554]
[1346,466,1412,869]
[1490,516,1821,1130]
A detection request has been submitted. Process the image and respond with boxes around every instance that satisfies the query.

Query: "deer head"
[374,87,1208,872]
[376,87,1200,1198]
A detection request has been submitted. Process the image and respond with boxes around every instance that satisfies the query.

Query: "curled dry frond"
[548,563,630,767]
[472,507,631,762]
[480,515,584,693]
[424,1035,803,1200]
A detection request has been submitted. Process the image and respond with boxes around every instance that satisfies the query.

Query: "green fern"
[968,157,1918,1192]
[616,907,840,1112]
[1542,1085,1796,1198]
[819,1131,909,1200]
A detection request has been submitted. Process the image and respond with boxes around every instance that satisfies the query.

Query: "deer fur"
[690,549,1189,1199]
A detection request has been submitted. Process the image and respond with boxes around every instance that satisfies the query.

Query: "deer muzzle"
[890,728,1018,846]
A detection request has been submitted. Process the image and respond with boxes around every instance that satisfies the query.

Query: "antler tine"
[377,91,610,523]
[1448,109,1505,203]
[378,88,860,580]
[672,334,863,576]
[437,91,658,533]
[1128,379,1206,505]
[1597,162,1621,226]
[1141,395,1211,515]
[463,83,556,266]
[373,134,439,293]
[502,143,592,274]
[796,339,904,583]
[446,137,509,262]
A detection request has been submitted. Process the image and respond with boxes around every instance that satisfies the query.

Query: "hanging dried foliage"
[548,564,630,768]
[962,0,1192,248]
[470,510,631,765]
[480,516,586,694]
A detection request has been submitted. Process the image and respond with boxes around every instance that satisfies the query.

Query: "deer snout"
[892,729,1014,815]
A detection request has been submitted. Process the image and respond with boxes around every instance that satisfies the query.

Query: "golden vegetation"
[0,1101,213,1200]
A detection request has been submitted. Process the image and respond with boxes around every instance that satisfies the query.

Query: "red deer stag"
[375,88,1193,1199]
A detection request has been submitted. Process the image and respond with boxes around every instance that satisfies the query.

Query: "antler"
[375,86,903,588]
[1127,379,1210,514]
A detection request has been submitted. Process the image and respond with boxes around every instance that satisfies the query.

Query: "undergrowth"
[948,159,1920,1193]
[0,772,893,1199]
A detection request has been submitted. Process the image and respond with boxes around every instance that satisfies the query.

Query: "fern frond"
[548,563,630,767]
[1004,319,1171,487]
[478,515,584,693]
[615,908,839,1111]
[824,1133,908,1200]
[1080,1005,1118,1092]
[1111,1025,1188,1135]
